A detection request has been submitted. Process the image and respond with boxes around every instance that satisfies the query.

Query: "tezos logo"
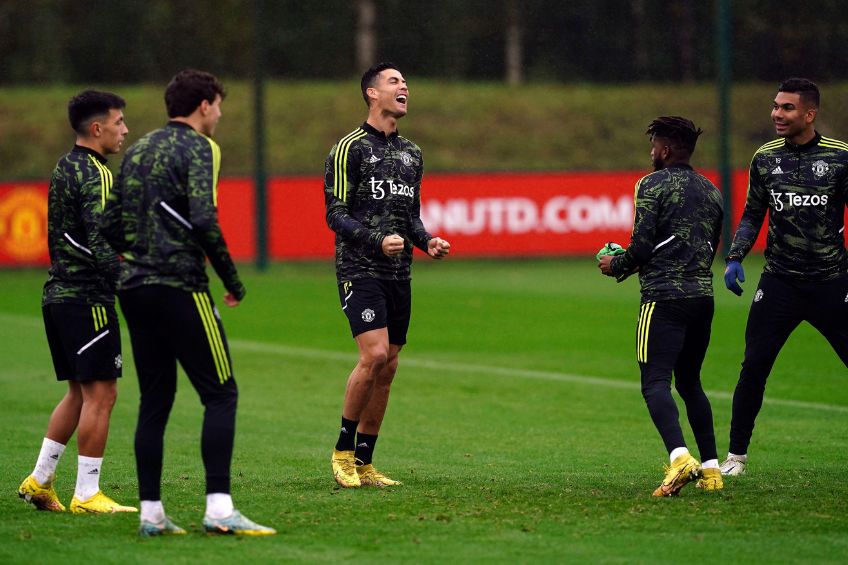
[361,308,376,322]
[754,289,764,303]
[812,160,830,178]
[369,177,415,199]
[769,190,828,212]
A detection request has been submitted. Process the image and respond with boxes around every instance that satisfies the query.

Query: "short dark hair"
[165,69,226,118]
[68,90,126,135]
[361,62,399,108]
[646,116,703,155]
[778,77,820,108]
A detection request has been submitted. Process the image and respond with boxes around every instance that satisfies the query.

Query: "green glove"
[595,242,626,262]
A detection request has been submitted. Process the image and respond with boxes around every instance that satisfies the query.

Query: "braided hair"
[646,116,703,155]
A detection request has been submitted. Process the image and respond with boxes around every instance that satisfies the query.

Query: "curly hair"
[646,116,703,155]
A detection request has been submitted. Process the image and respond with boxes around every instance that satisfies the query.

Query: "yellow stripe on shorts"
[192,292,232,384]
[92,305,107,332]
[637,302,656,363]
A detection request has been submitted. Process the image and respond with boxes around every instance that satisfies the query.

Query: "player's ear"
[367,87,378,103]
[806,107,817,125]
[199,98,211,115]
[88,120,102,138]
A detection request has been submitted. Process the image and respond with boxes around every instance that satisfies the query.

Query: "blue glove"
[724,261,745,296]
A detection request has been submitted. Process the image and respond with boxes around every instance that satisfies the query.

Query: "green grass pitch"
[1,257,846,563]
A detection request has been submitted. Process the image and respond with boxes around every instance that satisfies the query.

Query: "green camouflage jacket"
[43,145,120,306]
[101,121,244,299]
[324,122,433,282]
[611,164,723,302]
[727,133,848,280]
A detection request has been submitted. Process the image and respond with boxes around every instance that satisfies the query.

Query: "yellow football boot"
[652,453,701,497]
[18,475,65,512]
[696,467,724,491]
[357,464,402,487]
[331,449,361,488]
[70,491,138,514]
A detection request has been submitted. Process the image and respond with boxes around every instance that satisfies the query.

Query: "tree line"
[2,0,847,84]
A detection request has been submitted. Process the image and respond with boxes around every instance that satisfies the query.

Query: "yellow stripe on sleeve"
[201,136,222,207]
[820,136,848,150]
[88,155,109,209]
[819,140,848,152]
[332,129,362,200]
[754,138,784,154]
[333,129,367,202]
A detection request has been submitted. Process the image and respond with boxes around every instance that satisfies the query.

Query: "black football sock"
[354,433,378,465]
[335,416,359,452]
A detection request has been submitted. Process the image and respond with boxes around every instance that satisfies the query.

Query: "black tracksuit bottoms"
[637,296,718,462]
[729,273,848,455]
[119,285,238,501]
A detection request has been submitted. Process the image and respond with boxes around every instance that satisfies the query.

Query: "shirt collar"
[784,131,821,151]
[168,120,196,131]
[72,144,107,164]
[361,121,399,141]
[664,163,693,171]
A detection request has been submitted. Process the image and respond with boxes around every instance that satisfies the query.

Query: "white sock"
[702,459,719,469]
[75,455,102,501]
[205,493,234,519]
[140,500,166,523]
[33,437,66,485]
[669,447,690,463]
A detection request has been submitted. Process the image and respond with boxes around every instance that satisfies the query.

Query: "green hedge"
[4,80,848,180]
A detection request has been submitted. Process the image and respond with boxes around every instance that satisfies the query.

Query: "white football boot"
[719,453,747,476]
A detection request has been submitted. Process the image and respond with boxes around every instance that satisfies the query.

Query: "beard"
[652,156,664,171]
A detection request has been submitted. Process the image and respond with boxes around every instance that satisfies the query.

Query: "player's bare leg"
[357,343,401,434]
[45,382,84,444]
[355,343,403,487]
[77,379,117,457]
[343,328,391,419]
[333,328,390,487]
[18,382,83,511]
[69,379,136,514]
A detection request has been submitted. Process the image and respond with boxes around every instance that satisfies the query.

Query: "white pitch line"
[0,313,844,415]
[229,339,848,415]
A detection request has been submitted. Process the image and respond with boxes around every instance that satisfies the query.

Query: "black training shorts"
[42,302,122,381]
[338,278,411,344]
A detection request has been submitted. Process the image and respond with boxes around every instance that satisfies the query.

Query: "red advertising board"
[220,170,767,260]
[2,170,844,265]
[0,183,50,265]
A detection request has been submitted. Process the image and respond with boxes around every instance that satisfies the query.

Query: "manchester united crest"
[811,160,829,178]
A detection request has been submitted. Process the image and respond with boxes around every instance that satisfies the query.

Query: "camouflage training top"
[727,133,848,281]
[324,122,433,282]
[101,121,244,299]
[43,145,120,306]
[610,164,723,302]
